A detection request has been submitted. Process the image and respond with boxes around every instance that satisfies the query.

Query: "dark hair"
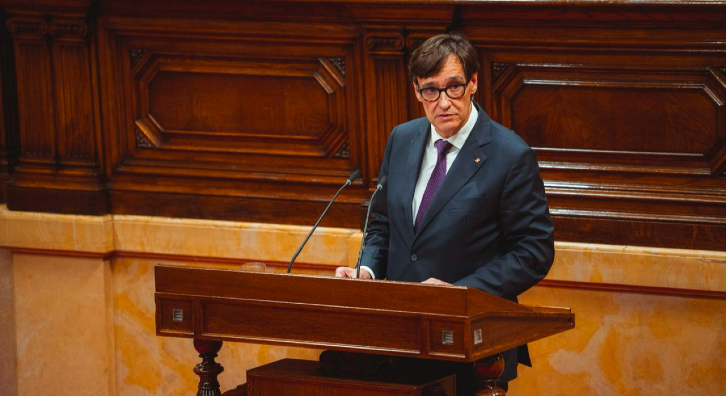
[409,32,479,84]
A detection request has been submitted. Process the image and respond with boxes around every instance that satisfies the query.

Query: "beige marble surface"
[512,285,726,395]
[0,248,18,396]
[12,254,115,396]
[551,242,726,292]
[0,207,114,253]
[2,205,725,292]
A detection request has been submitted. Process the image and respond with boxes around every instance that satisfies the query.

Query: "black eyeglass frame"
[415,81,470,102]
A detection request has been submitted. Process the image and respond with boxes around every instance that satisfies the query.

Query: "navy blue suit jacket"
[360,103,555,381]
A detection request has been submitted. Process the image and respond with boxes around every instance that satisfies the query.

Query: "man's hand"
[422,277,451,286]
[335,267,372,279]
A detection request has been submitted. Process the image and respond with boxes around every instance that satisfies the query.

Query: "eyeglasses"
[416,82,469,102]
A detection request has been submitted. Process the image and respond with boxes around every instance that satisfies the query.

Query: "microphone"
[287,169,362,273]
[355,176,387,278]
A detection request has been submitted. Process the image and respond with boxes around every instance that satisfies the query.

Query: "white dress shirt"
[411,106,478,225]
[361,106,479,279]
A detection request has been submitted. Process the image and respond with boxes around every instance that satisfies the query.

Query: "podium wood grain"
[155,265,574,363]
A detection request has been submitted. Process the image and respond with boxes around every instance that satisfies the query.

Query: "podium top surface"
[155,264,544,318]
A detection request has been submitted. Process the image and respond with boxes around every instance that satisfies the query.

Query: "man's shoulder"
[392,116,429,137]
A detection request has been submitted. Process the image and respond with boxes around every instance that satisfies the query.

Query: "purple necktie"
[415,139,452,231]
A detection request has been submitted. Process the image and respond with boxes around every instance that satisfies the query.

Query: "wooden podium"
[155,265,574,395]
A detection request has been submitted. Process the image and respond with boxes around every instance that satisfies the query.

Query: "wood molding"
[5,15,47,38]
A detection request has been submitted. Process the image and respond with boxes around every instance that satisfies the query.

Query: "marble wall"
[1,205,724,395]
[0,248,18,396]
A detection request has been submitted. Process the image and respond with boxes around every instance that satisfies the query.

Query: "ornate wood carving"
[130,48,147,67]
[135,128,155,149]
[490,62,510,83]
[6,16,47,38]
[328,57,345,76]
[405,35,427,51]
[364,32,405,56]
[333,139,349,159]
[47,18,88,40]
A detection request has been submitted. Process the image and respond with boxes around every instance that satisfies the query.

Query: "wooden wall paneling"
[462,4,726,250]
[350,3,454,182]
[361,27,409,184]
[0,23,6,203]
[97,16,369,226]
[0,8,20,203]
[47,13,107,210]
[48,16,97,165]
[2,0,726,249]
[5,12,54,170]
[705,67,726,176]
[5,6,106,214]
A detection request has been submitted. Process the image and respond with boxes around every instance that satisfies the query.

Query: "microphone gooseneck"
[287,169,361,273]
[355,176,387,279]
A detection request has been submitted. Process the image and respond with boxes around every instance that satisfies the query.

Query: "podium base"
[247,358,455,396]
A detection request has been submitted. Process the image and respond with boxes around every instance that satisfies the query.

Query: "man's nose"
[438,92,452,108]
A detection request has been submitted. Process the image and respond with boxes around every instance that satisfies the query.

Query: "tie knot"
[434,139,452,156]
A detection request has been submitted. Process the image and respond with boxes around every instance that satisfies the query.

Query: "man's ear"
[413,80,424,103]
[469,72,478,95]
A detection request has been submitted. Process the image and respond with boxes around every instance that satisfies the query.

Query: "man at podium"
[336,32,555,393]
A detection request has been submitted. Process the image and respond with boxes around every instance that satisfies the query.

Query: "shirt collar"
[430,104,478,151]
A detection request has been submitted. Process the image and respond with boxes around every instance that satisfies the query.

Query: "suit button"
[411,254,418,262]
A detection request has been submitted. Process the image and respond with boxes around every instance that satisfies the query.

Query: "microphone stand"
[287,170,361,273]
[355,176,387,279]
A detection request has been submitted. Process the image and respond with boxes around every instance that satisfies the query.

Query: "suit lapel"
[414,108,492,239]
[403,123,429,238]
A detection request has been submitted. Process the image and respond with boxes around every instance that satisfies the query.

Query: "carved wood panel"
[97,15,368,223]
[361,28,409,182]
[493,65,726,175]
[3,7,105,214]
[135,55,347,158]
[7,14,54,160]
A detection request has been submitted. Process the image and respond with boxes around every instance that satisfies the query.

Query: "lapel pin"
[475,157,480,163]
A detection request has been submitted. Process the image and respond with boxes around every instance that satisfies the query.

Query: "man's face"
[414,55,478,138]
